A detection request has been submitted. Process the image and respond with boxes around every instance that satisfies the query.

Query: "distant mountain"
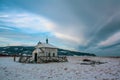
[58,49,96,56]
[0,46,96,56]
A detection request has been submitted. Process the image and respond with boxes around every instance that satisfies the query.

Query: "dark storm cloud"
[86,14,120,47]
[100,43,120,49]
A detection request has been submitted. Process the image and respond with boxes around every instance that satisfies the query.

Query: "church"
[18,38,67,63]
[32,38,58,62]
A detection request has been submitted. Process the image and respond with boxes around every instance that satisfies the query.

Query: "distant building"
[32,38,58,62]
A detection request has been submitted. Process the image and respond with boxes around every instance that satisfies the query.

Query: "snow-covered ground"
[0,56,120,80]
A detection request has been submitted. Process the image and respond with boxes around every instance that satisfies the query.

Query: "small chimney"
[46,38,48,44]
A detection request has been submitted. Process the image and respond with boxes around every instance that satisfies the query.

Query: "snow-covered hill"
[0,56,120,80]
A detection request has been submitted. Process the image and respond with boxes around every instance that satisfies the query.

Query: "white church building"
[32,38,58,62]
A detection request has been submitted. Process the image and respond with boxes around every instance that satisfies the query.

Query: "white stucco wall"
[32,47,58,60]
[45,48,57,57]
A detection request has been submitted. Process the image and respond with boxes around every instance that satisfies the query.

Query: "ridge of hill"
[0,46,96,56]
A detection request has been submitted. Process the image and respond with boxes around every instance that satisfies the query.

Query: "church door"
[34,53,37,62]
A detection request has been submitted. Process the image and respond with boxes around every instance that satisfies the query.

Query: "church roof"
[33,48,42,54]
[36,43,57,49]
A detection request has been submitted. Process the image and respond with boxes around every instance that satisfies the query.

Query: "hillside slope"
[0,46,96,56]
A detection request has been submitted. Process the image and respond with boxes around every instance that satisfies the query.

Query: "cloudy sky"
[0,0,120,56]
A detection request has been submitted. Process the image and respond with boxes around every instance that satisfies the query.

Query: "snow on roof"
[33,48,42,53]
[36,43,57,49]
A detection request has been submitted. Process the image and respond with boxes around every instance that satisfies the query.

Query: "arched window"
[53,53,55,57]
[48,53,50,57]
